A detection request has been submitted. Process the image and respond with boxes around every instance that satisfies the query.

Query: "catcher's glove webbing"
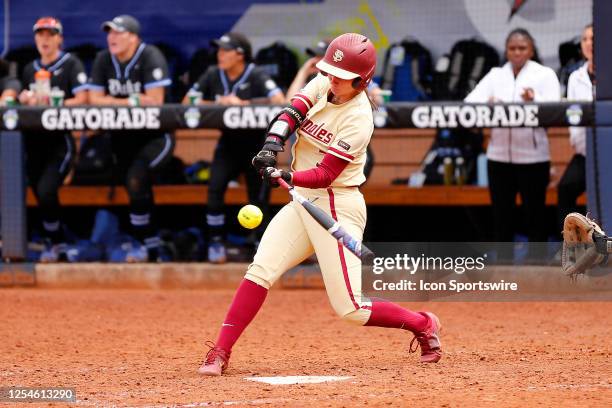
[562,212,610,278]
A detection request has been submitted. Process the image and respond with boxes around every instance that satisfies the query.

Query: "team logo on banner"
[184,107,201,129]
[2,109,19,130]
[373,106,388,128]
[566,104,583,126]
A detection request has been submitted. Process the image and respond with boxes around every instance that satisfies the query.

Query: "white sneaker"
[208,242,227,264]
[39,243,67,263]
[125,244,149,263]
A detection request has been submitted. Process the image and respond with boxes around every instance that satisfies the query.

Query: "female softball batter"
[199,33,442,376]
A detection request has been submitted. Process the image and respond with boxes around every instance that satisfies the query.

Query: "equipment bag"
[432,39,499,100]
[422,128,484,185]
[380,38,433,101]
[254,41,298,92]
[71,133,116,186]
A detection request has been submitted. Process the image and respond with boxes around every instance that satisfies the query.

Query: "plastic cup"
[380,89,392,104]
[3,96,17,107]
[187,90,202,105]
[50,88,65,107]
[128,93,140,107]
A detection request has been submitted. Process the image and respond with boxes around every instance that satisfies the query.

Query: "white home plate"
[245,376,352,385]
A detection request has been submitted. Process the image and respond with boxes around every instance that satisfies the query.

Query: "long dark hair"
[505,28,541,63]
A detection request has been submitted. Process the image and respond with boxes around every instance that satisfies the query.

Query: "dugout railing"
[0,102,594,259]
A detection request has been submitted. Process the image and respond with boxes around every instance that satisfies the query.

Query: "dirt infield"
[1,288,611,407]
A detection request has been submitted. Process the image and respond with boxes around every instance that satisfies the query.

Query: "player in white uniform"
[198,33,442,376]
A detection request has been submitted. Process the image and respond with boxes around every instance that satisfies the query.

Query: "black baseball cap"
[211,32,252,61]
[306,40,329,57]
[101,15,141,35]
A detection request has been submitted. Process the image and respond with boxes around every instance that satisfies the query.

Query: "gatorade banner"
[0,102,594,132]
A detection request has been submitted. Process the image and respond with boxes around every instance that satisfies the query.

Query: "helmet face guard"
[316,33,376,91]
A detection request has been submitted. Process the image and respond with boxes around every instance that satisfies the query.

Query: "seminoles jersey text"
[300,118,333,144]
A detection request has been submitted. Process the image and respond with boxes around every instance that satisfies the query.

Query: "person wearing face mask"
[88,15,174,262]
[557,24,593,234]
[19,17,88,262]
[465,28,561,257]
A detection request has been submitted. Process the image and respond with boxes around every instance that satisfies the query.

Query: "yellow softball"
[237,204,263,229]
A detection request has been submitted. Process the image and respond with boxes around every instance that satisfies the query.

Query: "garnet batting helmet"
[316,33,376,91]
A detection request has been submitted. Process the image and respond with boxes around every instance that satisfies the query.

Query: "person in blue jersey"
[18,17,88,262]
[182,32,285,263]
[89,15,175,262]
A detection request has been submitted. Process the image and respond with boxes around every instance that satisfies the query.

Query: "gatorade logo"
[411,104,539,128]
[41,107,161,130]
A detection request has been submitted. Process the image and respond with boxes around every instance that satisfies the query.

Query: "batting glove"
[252,149,278,172]
[263,167,292,188]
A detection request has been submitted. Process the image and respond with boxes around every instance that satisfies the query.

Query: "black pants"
[557,154,586,234]
[487,160,550,243]
[207,132,269,239]
[25,132,75,243]
[112,132,175,242]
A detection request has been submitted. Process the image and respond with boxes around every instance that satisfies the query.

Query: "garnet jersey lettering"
[89,43,171,98]
[300,119,333,144]
[291,74,373,187]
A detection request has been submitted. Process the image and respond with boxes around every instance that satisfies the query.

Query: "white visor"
[315,60,359,80]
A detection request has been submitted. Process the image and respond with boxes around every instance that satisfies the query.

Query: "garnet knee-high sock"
[215,279,268,352]
[364,300,428,332]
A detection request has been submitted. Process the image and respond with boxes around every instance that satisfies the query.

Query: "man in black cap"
[182,32,284,263]
[89,14,174,262]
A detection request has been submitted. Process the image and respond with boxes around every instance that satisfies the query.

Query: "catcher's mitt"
[562,212,609,278]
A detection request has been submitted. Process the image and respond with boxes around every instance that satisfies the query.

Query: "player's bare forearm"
[64,92,88,106]
[269,92,286,105]
[88,91,130,106]
[142,87,165,105]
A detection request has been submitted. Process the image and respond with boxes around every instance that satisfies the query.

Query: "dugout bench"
[26,128,585,207]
